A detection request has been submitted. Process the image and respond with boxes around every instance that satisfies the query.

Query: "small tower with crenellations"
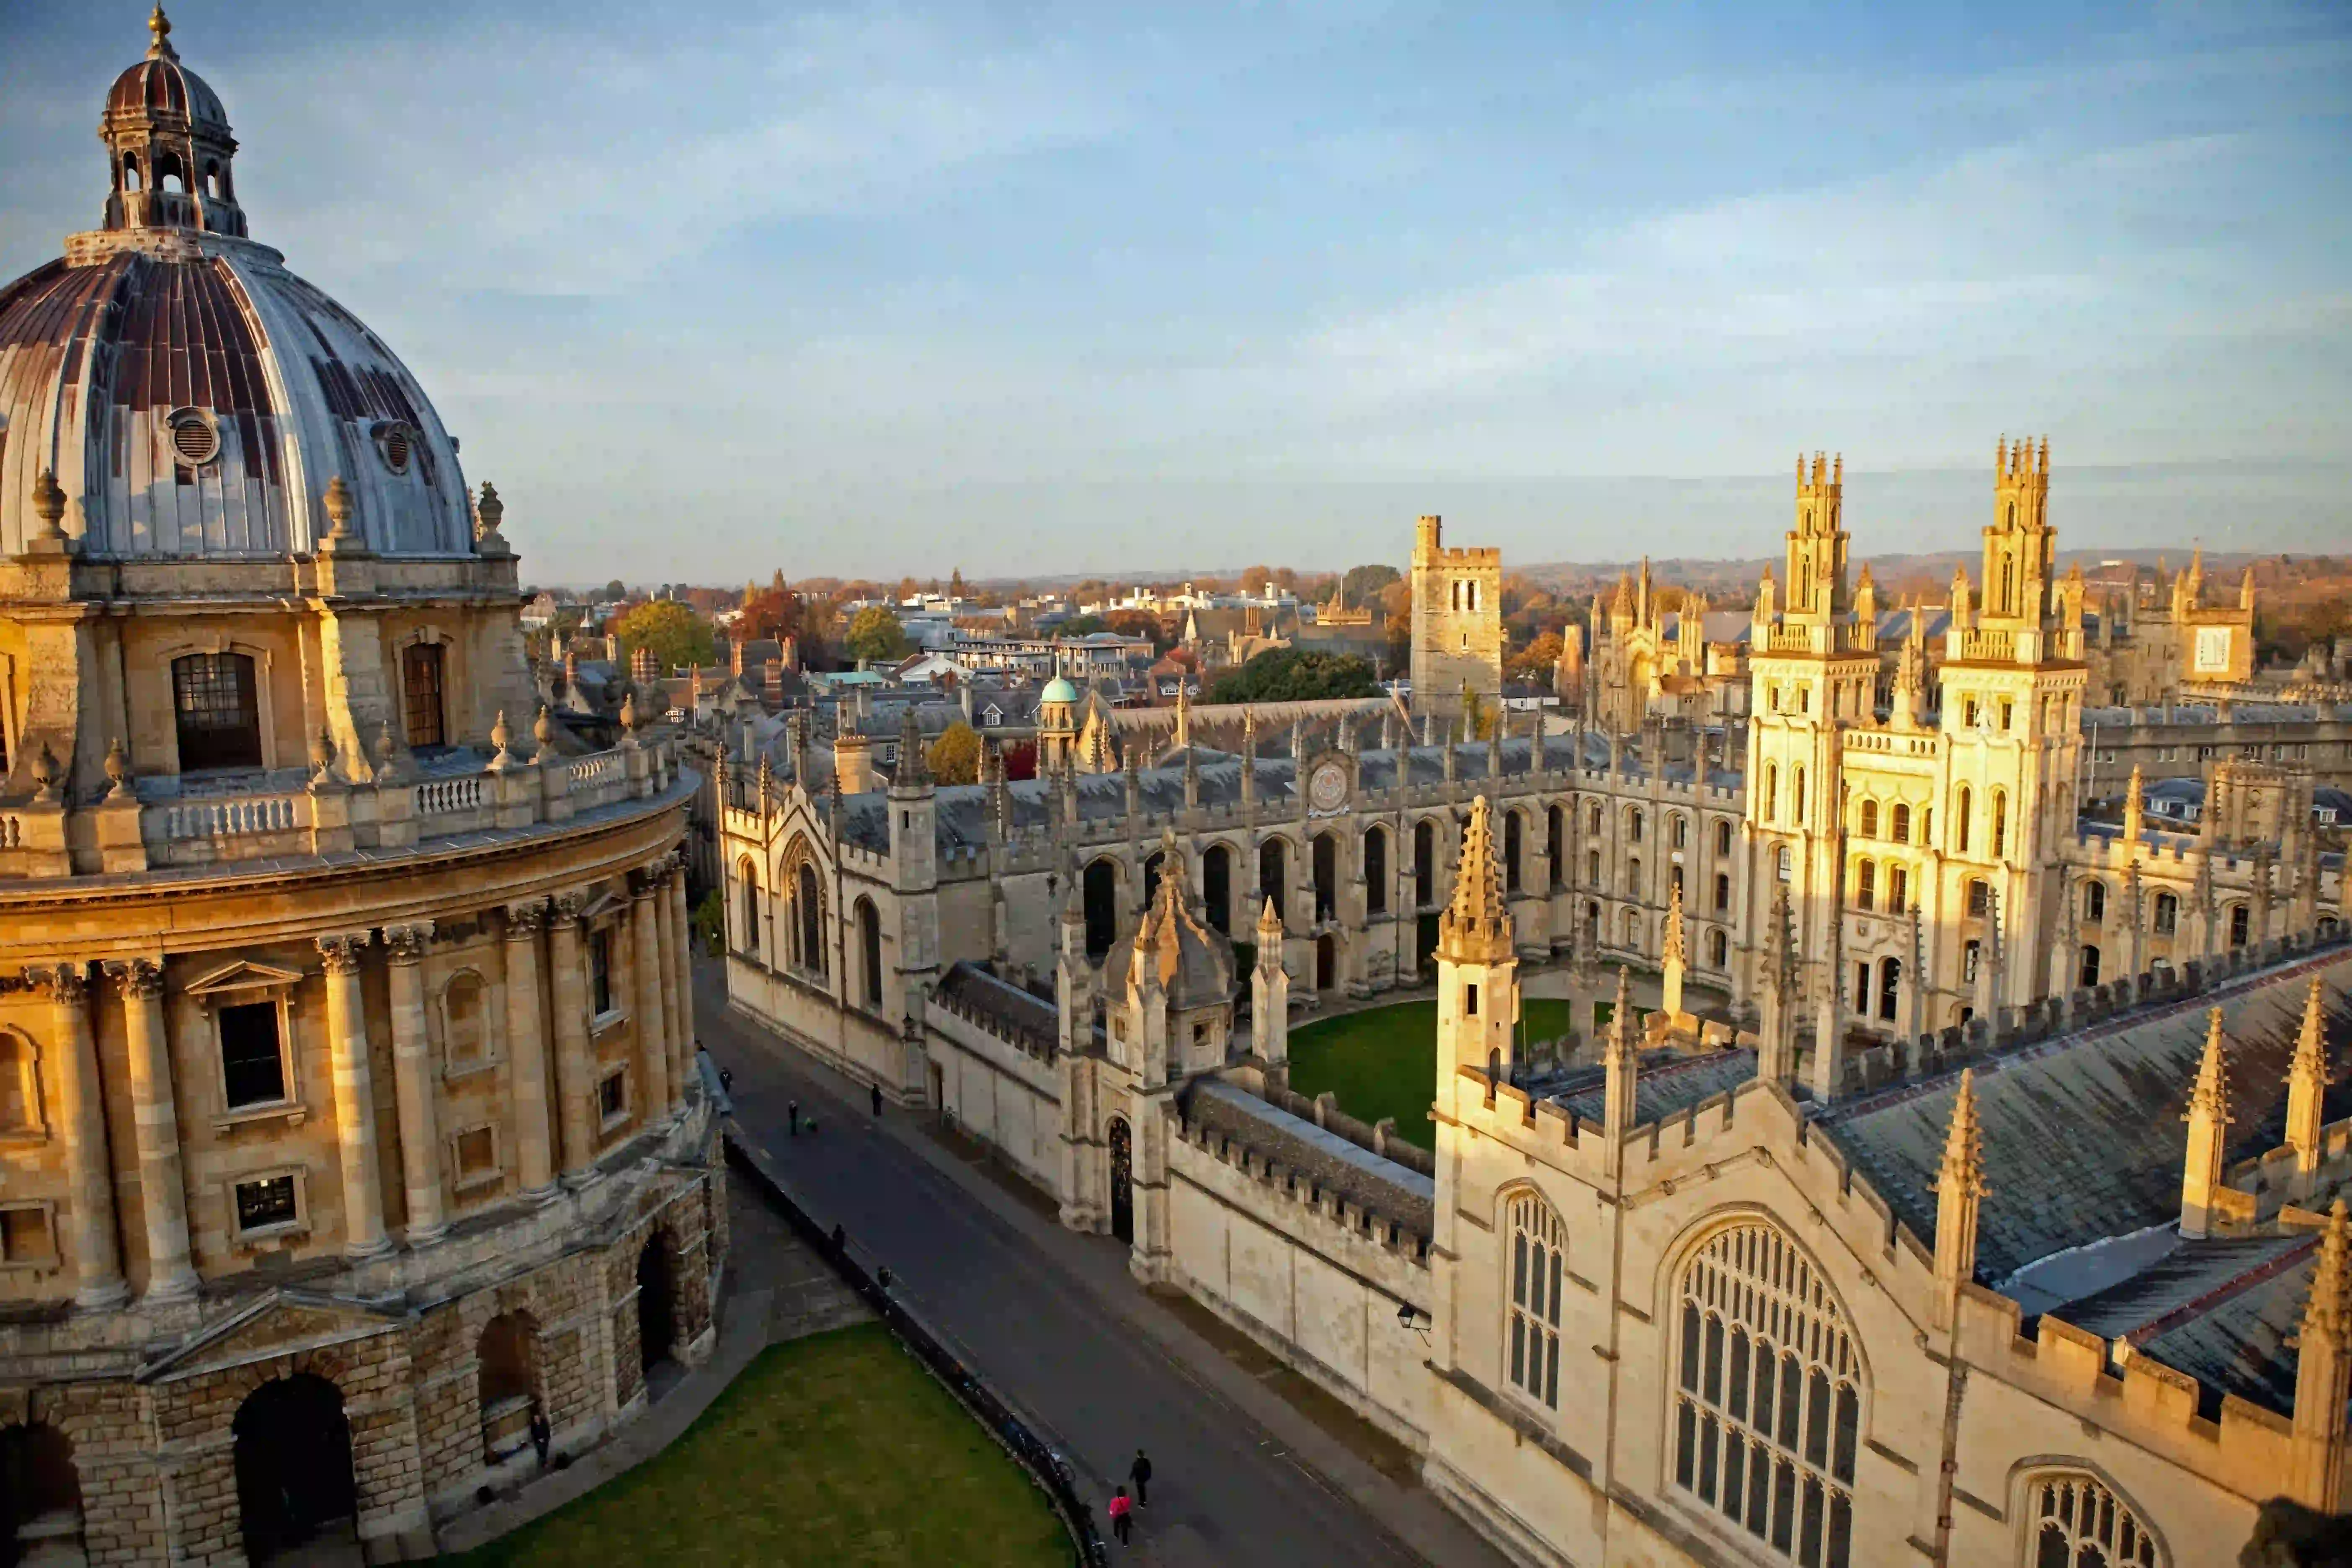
[1408,515,1502,722]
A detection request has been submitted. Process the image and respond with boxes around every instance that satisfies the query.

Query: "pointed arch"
[1498,1184,1568,1411]
[2009,1462,2165,1567]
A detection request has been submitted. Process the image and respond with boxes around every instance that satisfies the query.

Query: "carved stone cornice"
[630,865,664,900]
[504,899,548,937]
[316,932,372,975]
[549,890,589,926]
[102,957,163,1001]
[382,921,436,965]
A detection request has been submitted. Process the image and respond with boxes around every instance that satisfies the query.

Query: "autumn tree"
[613,599,716,676]
[1340,563,1401,609]
[845,606,913,664]
[927,721,981,784]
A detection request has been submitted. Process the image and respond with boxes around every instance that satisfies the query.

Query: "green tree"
[1205,648,1379,704]
[602,578,627,601]
[1339,563,1402,610]
[845,606,913,664]
[927,721,981,784]
[614,598,715,676]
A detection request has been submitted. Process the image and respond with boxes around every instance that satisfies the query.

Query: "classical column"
[655,856,686,1111]
[42,965,126,1308]
[503,900,557,1198]
[107,959,197,1302]
[382,922,445,1245]
[317,932,392,1259]
[630,871,671,1117]
[546,892,597,1178]
[668,856,696,1090]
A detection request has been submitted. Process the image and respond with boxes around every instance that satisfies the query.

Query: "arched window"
[172,650,263,772]
[1854,861,1874,912]
[1891,803,1910,844]
[1877,958,1900,1022]
[1203,843,1232,933]
[1547,806,1564,890]
[1414,819,1436,907]
[1587,848,1602,886]
[1716,820,1733,857]
[2022,1470,2161,1567]
[1505,1190,1566,1410]
[1793,768,1807,828]
[1991,791,2008,859]
[1628,807,1645,844]
[1259,836,1287,914]
[1674,1222,1862,1568]
[1776,846,1791,882]
[736,859,760,958]
[122,152,142,191]
[796,863,825,975]
[1623,907,1642,948]
[1587,802,1602,836]
[1714,872,1730,913]
[857,898,883,1008]
[1313,833,1338,920]
[1764,765,1778,823]
[1968,879,1991,918]
[0,1031,40,1135]
[1708,929,1728,967]
[0,1422,81,1552]
[1888,865,1908,913]
[2153,892,2178,936]
[1671,815,1688,851]
[2082,881,2107,925]
[1083,859,1118,958]
[402,642,447,750]
[1859,800,1878,839]
[2078,944,2101,990]
[1504,813,1522,894]
[1627,857,1642,899]
[1364,827,1388,916]
[1955,787,1973,854]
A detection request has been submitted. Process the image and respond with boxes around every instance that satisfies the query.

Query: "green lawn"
[1286,997,1583,1151]
[443,1323,1068,1568]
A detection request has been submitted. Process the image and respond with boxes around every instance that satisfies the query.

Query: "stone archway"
[1,1421,82,1565]
[233,1374,356,1564]
[1108,1117,1134,1245]
[636,1234,678,1376]
[476,1312,540,1467]
[1316,933,1336,992]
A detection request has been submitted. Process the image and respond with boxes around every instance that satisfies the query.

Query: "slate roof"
[934,962,1060,1057]
[1817,951,2352,1282]
[1542,1047,1759,1127]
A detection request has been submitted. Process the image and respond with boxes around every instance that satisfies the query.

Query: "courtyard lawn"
[1286,997,1581,1152]
[443,1322,1068,1568]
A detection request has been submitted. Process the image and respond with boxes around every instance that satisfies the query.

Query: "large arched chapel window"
[1505,1189,1565,1410]
[1674,1220,1862,1568]
[2021,1470,2161,1567]
[172,651,263,772]
[796,863,825,975]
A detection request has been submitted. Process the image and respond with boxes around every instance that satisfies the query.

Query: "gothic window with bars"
[1506,1190,1565,1410]
[1674,1221,1861,1568]
[2023,1471,2161,1568]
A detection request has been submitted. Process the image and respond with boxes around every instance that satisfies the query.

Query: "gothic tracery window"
[1506,1190,1565,1410]
[1674,1221,1861,1568]
[2023,1471,2161,1568]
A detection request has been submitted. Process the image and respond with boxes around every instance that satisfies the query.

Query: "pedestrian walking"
[1129,1448,1152,1506]
[1108,1486,1132,1545]
[527,1403,552,1470]
[788,1099,800,1136]
[870,1082,883,1117]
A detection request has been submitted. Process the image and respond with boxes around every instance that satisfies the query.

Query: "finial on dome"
[150,5,175,59]
[475,481,509,554]
[323,476,354,539]
[29,469,67,543]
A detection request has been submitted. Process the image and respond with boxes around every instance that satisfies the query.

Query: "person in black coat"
[1129,1448,1152,1506]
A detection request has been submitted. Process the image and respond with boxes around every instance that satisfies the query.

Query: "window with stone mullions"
[2025,1471,2161,1568]
[1506,1191,1565,1410]
[1674,1222,1861,1568]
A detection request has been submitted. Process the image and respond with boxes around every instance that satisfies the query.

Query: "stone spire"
[1602,965,1639,1158]
[2181,1007,2233,1238]
[1659,879,1687,1019]
[1252,897,1289,1068]
[896,705,928,787]
[2122,764,2145,846]
[1932,1070,1988,1329]
[1438,796,1513,964]
[2291,1200,2352,1508]
[2289,976,2331,1177]
[1756,885,1798,1083]
[1172,680,1191,750]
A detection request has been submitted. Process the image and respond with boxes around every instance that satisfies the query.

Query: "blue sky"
[3,1,2347,581]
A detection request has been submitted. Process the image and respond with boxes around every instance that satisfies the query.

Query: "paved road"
[697,973,1510,1568]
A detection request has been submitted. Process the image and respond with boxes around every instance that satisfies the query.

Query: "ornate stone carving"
[315,932,372,974]
[381,921,435,965]
[550,890,589,926]
[102,957,162,1000]
[31,963,89,1005]
[504,900,549,937]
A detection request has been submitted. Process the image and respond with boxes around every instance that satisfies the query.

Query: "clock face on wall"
[1308,761,1348,812]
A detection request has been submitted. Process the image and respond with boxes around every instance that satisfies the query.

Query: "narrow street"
[696,971,1511,1568]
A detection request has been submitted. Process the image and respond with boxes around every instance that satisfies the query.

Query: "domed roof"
[1105,858,1235,1013]
[1040,675,1079,705]
[0,10,472,560]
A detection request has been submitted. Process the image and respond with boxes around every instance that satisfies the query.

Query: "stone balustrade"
[0,732,680,879]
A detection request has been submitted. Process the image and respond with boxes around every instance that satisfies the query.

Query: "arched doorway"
[477,1313,539,1467]
[233,1375,356,1564]
[1,1421,82,1565]
[1083,860,1118,958]
[1108,1118,1134,1244]
[1316,934,1335,992]
[636,1235,677,1375]
[1202,844,1232,934]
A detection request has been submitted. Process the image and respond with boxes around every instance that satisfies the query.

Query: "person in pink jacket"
[1107,1485,1133,1545]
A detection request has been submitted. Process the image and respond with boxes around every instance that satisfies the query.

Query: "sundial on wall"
[1308,760,1349,815]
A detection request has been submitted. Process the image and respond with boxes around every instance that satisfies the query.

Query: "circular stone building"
[0,13,717,1564]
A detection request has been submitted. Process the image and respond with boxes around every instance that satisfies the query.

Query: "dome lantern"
[100,7,248,240]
